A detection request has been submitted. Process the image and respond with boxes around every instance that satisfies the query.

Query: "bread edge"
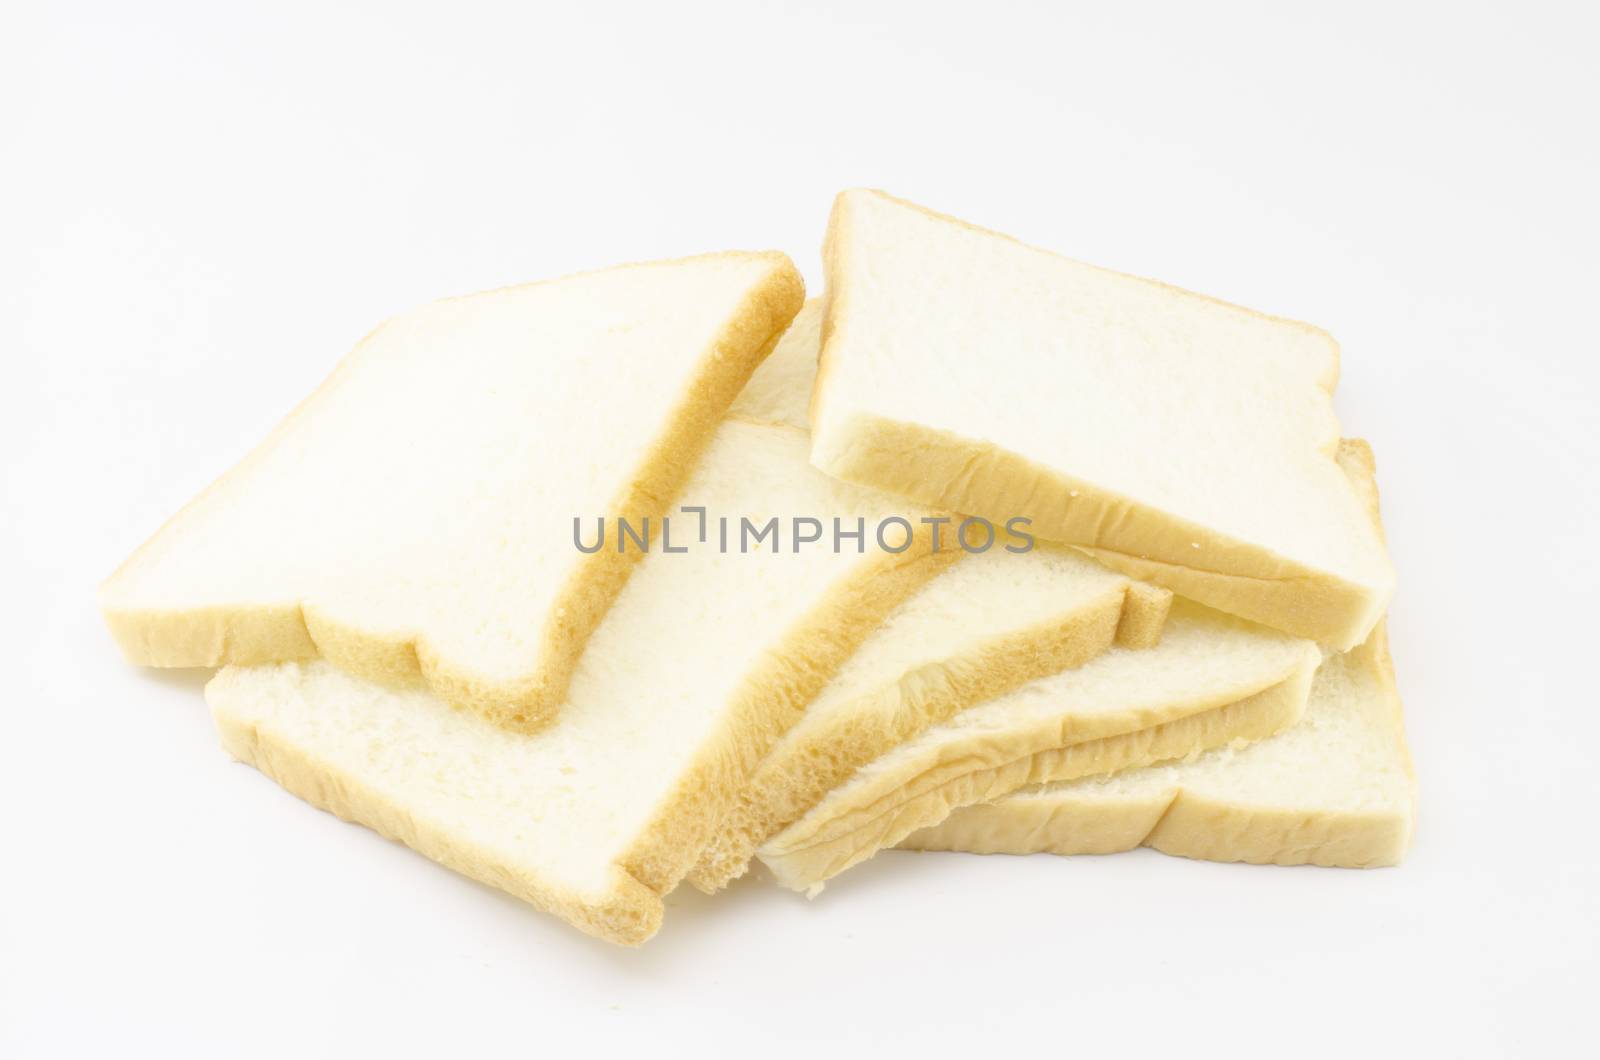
[685,575,1172,893]
[210,686,665,945]
[758,656,1319,893]
[615,520,959,898]
[901,626,1413,868]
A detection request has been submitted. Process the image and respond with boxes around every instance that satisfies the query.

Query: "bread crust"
[213,699,667,943]
[106,252,806,733]
[618,518,959,897]
[901,626,1413,868]
[758,658,1319,893]
[686,577,1172,893]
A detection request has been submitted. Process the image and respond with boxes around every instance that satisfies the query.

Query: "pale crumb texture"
[754,599,1321,892]
[688,543,1159,892]
[104,253,805,730]
[207,420,949,946]
[695,301,1172,892]
[903,623,1415,868]
[811,189,1394,649]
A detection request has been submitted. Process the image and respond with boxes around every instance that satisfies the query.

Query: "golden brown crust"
[104,252,805,734]
[103,601,319,669]
[813,411,1383,649]
[1114,581,1173,648]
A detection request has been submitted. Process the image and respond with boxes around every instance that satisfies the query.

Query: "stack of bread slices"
[101,190,1414,945]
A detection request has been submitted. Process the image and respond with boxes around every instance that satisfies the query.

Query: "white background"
[6,1,1598,1056]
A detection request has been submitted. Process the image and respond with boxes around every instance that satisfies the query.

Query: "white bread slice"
[206,419,950,946]
[689,299,1173,892]
[902,624,1414,867]
[811,189,1394,649]
[688,546,1172,892]
[104,253,805,731]
[755,601,1321,893]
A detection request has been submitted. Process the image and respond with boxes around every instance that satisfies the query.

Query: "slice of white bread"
[105,253,805,731]
[206,419,951,946]
[689,299,1173,892]
[902,624,1415,867]
[811,189,1394,649]
[688,547,1172,892]
[755,600,1321,893]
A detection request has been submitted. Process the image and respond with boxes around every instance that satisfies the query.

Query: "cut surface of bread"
[687,545,1171,892]
[691,298,1170,891]
[755,600,1321,893]
[207,419,950,945]
[811,189,1393,649]
[902,623,1414,867]
[106,253,805,730]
